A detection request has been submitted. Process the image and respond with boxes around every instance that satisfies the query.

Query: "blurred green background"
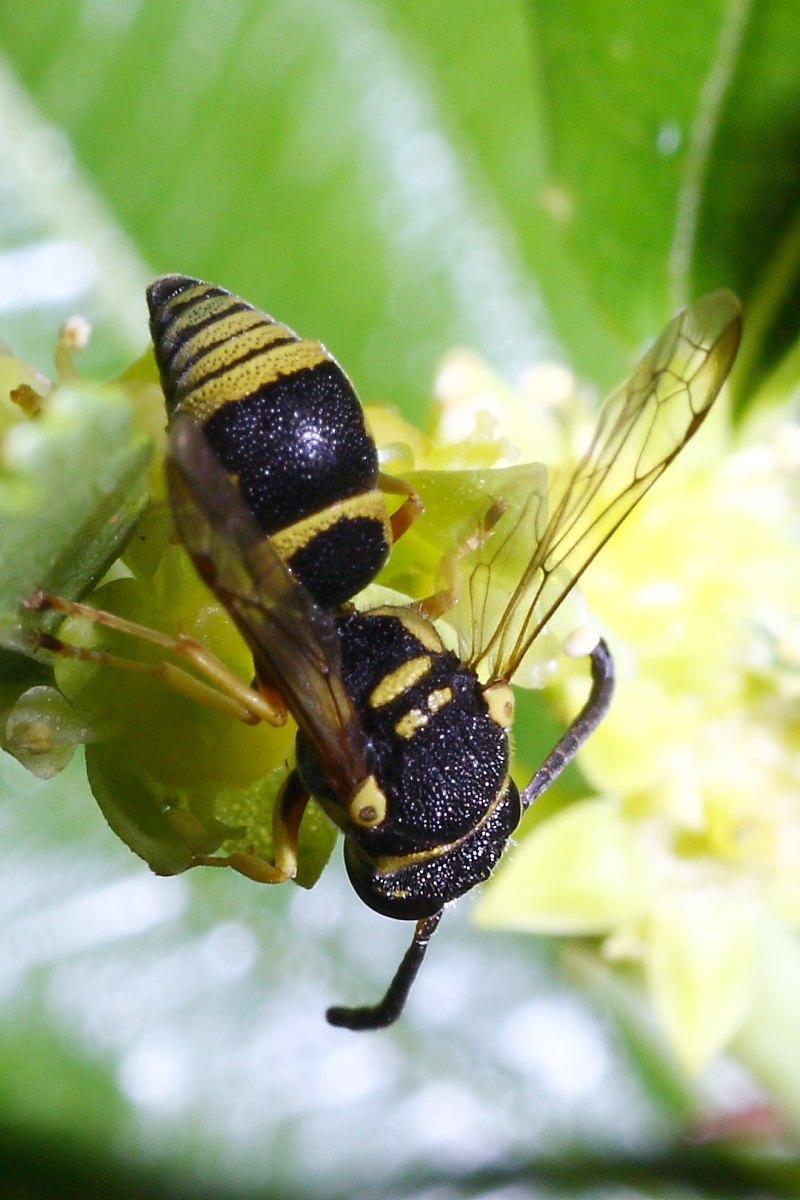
[2,1,800,1197]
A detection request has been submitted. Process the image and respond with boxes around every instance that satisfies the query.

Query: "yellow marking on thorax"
[426,686,452,713]
[177,339,330,422]
[348,775,388,827]
[394,685,453,739]
[369,655,432,709]
[394,708,428,738]
[483,682,515,729]
[391,608,444,654]
[270,491,390,561]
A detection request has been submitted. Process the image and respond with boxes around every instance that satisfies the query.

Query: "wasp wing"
[165,414,370,798]
[467,289,742,682]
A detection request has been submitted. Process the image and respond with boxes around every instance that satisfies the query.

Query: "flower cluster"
[449,349,800,1075]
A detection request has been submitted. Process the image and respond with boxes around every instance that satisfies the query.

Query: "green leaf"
[1,0,551,424]
[694,1,800,406]
[524,0,800,407]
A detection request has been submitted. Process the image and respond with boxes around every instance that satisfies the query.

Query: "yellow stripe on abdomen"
[176,339,330,423]
[168,307,283,377]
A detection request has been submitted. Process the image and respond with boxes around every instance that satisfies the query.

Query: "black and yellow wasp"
[30,276,741,1030]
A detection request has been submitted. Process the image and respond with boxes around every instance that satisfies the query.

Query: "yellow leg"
[25,590,287,727]
[191,772,309,883]
[378,472,424,543]
[414,498,507,621]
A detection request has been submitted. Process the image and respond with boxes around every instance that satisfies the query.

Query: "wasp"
[29,277,741,1030]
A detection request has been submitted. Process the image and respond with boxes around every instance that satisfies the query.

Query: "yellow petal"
[474,798,649,935]
[646,885,757,1072]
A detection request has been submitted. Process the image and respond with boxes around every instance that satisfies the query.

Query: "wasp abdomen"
[148,275,392,607]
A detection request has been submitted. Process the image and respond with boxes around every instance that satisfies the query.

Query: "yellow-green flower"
[458,349,800,1078]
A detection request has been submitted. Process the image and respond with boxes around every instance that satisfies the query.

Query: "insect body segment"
[147,275,409,608]
[297,606,522,920]
[30,280,741,1032]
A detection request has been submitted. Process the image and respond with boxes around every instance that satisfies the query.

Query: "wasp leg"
[192,770,309,883]
[520,638,615,812]
[25,590,287,727]
[378,471,424,543]
[415,498,507,622]
[326,909,443,1031]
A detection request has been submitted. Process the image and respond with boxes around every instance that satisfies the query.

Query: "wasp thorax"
[349,776,388,827]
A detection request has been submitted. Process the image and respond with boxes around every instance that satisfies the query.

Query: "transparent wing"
[166,414,370,799]
[467,289,742,682]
